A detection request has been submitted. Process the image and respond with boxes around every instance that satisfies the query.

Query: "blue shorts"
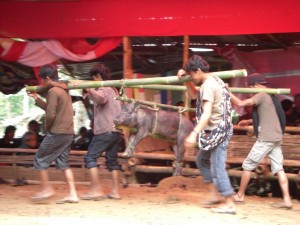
[34,133,74,170]
[84,132,123,171]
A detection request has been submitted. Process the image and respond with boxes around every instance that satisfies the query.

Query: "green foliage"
[0,72,91,138]
[0,88,41,137]
[2,94,23,117]
[0,88,90,138]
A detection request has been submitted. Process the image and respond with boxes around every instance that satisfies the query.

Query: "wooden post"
[183,35,190,119]
[123,36,134,98]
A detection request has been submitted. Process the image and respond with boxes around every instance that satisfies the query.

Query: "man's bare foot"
[211,204,236,215]
[271,202,292,210]
[232,193,244,203]
[80,191,106,200]
[31,188,55,201]
[105,193,121,200]
[202,197,224,207]
[56,195,79,204]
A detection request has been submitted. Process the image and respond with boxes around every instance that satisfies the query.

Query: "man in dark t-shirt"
[229,73,292,209]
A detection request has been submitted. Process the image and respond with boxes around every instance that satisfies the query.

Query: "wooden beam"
[183,35,190,119]
[123,37,134,98]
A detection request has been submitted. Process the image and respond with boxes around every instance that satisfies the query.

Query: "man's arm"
[193,100,212,133]
[85,88,108,104]
[238,118,253,126]
[230,92,254,126]
[230,92,255,107]
[177,69,198,99]
[35,97,47,110]
[184,100,212,149]
[184,81,199,100]
[45,90,58,132]
[26,89,47,110]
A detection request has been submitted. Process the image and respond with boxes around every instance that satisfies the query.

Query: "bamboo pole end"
[241,69,248,77]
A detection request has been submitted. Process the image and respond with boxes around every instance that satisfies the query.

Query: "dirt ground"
[0,176,299,225]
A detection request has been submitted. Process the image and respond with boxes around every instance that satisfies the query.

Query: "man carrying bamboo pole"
[229,73,292,209]
[177,55,236,214]
[80,63,123,200]
[26,64,79,203]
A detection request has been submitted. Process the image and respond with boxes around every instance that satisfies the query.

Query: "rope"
[127,144,135,151]
[119,79,127,97]
[150,110,159,135]
[177,112,183,138]
[178,107,188,114]
[172,161,183,168]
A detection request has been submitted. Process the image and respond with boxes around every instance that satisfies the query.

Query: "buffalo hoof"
[172,168,182,176]
[121,152,133,158]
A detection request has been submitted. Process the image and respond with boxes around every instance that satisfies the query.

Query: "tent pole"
[183,35,190,119]
[123,37,134,98]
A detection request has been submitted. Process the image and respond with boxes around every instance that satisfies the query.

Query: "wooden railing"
[0,148,127,183]
[0,133,299,183]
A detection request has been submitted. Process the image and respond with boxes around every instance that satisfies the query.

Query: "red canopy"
[1,0,300,39]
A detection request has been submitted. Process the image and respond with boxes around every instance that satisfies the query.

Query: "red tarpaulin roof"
[0,0,300,39]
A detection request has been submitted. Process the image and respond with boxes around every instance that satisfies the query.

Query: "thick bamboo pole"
[229,87,291,94]
[26,69,247,92]
[229,170,300,182]
[128,158,146,166]
[128,85,291,95]
[133,152,300,167]
[133,165,300,182]
[233,125,300,133]
[134,165,199,176]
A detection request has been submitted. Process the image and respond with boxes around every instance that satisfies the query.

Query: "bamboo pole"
[26,69,247,92]
[229,87,291,94]
[128,85,291,95]
[115,96,196,112]
[233,125,300,133]
[134,165,199,176]
[128,157,146,166]
[133,165,300,182]
[132,152,300,167]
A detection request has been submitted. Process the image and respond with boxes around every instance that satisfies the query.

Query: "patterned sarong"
[196,76,232,151]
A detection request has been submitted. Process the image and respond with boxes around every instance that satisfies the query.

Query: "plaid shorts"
[33,133,73,170]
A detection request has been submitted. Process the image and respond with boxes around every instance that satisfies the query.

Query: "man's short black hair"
[39,64,58,81]
[89,63,111,81]
[5,125,16,135]
[294,93,300,100]
[22,131,36,142]
[184,55,210,73]
[79,126,88,133]
[28,120,39,126]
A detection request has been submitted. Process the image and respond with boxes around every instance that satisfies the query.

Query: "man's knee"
[84,155,98,168]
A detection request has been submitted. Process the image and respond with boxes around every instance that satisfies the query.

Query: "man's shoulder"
[48,86,68,95]
[252,92,273,106]
[253,92,268,99]
[204,76,223,88]
[48,86,61,92]
[103,87,119,97]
